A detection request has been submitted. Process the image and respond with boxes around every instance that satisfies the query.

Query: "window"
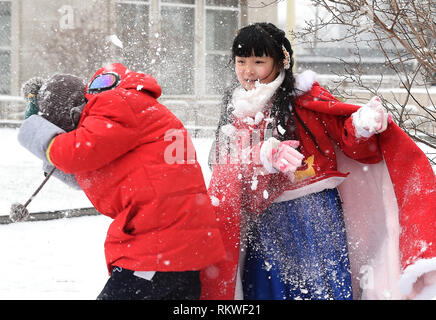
[115,0,151,73]
[158,0,195,95]
[115,0,240,96]
[205,0,239,94]
[0,0,11,95]
[161,0,195,4]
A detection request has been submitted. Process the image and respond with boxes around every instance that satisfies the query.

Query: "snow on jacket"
[200,70,436,300]
[48,63,226,273]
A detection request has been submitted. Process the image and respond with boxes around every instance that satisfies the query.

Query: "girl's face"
[235,54,279,90]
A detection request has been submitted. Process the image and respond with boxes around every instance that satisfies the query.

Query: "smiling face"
[235,54,279,90]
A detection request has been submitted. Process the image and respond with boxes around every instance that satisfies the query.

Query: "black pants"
[97,267,201,300]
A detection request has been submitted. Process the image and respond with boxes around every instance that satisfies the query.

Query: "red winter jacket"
[48,63,225,273]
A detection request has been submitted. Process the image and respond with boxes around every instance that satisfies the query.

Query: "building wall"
[246,0,278,24]
[1,0,283,128]
[1,1,433,135]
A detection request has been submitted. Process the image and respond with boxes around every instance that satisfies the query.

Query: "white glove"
[352,96,391,138]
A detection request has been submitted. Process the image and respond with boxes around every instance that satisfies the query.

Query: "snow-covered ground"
[0,215,110,299]
[0,127,214,299]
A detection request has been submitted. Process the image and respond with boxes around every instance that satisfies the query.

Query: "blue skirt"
[242,188,353,300]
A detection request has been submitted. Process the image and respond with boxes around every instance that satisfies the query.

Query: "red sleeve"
[321,112,383,163]
[299,84,383,163]
[48,92,140,173]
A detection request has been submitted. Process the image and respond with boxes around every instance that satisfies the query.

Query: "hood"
[85,63,162,99]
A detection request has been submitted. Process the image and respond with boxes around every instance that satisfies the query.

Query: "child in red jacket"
[17,63,225,300]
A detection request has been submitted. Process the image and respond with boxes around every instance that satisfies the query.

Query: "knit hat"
[21,74,86,132]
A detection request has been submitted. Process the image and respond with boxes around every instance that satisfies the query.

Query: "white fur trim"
[259,137,280,173]
[294,70,317,96]
[415,283,436,300]
[231,70,285,119]
[274,176,346,202]
[399,257,436,297]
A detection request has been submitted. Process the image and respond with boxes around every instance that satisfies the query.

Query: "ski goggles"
[87,72,120,94]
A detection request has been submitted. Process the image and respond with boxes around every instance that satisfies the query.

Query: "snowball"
[106,34,123,49]
[263,190,269,199]
[254,112,264,125]
[210,196,220,207]
[204,265,219,279]
[251,176,258,190]
[277,124,286,135]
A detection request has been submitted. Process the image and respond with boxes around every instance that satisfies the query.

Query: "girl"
[200,23,436,300]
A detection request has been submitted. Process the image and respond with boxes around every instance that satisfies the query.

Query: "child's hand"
[352,96,391,138]
[271,140,304,178]
[260,137,304,180]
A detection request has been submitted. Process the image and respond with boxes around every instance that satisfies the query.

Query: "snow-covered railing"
[160,97,220,137]
[0,207,98,225]
[0,95,24,102]
[0,95,26,121]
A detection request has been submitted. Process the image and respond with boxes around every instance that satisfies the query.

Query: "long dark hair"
[210,23,297,167]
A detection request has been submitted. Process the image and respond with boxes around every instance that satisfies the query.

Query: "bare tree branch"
[294,0,436,154]
[246,0,285,9]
